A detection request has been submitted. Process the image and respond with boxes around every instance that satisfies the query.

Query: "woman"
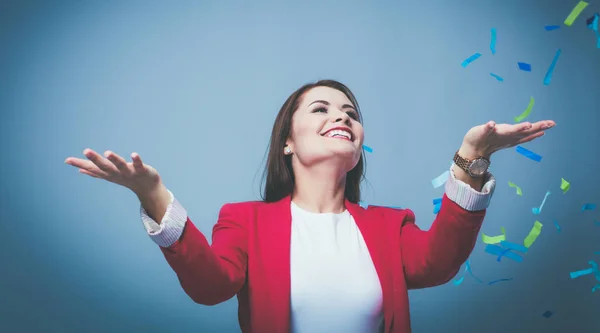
[65,80,555,333]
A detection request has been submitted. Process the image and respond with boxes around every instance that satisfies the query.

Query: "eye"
[346,111,359,121]
[312,107,327,113]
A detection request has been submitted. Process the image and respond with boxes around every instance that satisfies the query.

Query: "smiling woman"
[65,79,555,333]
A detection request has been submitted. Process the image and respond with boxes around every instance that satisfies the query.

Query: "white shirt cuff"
[444,164,496,211]
[140,189,188,247]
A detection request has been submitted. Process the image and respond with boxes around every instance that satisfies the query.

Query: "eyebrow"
[308,100,356,111]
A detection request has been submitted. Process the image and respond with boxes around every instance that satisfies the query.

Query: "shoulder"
[359,204,416,224]
[218,199,284,216]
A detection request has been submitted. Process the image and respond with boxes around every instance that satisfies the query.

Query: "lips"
[321,127,354,141]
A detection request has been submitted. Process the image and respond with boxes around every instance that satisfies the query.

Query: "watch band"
[453,150,490,174]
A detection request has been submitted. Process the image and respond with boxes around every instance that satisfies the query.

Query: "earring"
[285,148,292,155]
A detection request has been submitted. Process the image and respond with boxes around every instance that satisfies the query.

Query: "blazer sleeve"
[400,165,496,289]
[152,200,248,306]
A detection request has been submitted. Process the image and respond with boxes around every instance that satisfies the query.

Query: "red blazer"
[159,194,485,333]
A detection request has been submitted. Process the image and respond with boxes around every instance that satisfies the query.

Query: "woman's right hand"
[65,149,162,197]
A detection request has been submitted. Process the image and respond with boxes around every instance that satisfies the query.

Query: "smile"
[323,129,353,141]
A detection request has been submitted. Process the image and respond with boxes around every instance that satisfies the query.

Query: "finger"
[516,131,545,145]
[79,168,102,178]
[485,121,496,133]
[65,157,109,177]
[83,149,119,174]
[516,122,533,132]
[519,120,555,137]
[131,152,146,173]
[104,150,132,175]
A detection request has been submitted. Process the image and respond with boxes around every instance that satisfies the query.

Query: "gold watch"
[453,150,490,178]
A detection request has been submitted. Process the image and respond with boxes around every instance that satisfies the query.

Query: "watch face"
[469,159,489,176]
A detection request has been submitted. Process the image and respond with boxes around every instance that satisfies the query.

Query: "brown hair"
[260,79,366,203]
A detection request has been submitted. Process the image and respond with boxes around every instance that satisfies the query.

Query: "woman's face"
[286,86,364,171]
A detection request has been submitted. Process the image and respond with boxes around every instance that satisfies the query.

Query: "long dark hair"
[260,79,366,203]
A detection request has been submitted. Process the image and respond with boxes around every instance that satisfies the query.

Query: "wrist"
[458,143,491,160]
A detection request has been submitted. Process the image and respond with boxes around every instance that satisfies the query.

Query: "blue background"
[1,0,599,332]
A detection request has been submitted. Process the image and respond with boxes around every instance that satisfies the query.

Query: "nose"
[332,109,351,125]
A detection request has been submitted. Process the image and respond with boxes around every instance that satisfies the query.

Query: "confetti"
[532,191,551,215]
[544,25,560,31]
[490,28,497,54]
[542,311,554,318]
[485,244,524,262]
[564,1,589,27]
[482,227,506,244]
[362,145,373,153]
[465,259,484,283]
[497,248,511,261]
[518,62,532,72]
[452,276,465,286]
[560,178,570,194]
[359,201,369,209]
[500,240,529,254]
[587,14,600,48]
[581,203,596,211]
[488,278,513,285]
[543,49,562,86]
[524,221,543,248]
[508,181,523,196]
[432,170,449,188]
[461,52,482,68]
[553,220,561,233]
[570,264,596,279]
[433,198,442,214]
[516,146,542,162]
[490,73,504,82]
[514,96,535,123]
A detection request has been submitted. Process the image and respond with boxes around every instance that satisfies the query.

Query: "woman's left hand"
[459,120,556,159]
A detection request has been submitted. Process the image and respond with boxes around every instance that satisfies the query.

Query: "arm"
[140,192,248,305]
[400,165,496,289]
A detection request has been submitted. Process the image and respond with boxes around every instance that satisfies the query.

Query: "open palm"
[65,149,161,195]
[462,120,556,158]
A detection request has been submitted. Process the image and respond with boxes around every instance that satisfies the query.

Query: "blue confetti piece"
[515,146,542,162]
[497,248,511,262]
[518,62,532,71]
[433,198,442,214]
[582,203,596,211]
[488,278,513,285]
[490,28,497,54]
[542,311,554,318]
[452,276,465,285]
[490,73,504,81]
[544,25,560,31]
[485,244,523,262]
[500,240,529,253]
[587,14,600,48]
[553,220,561,233]
[358,201,369,209]
[543,49,561,86]
[433,203,442,214]
[570,267,595,279]
[461,52,482,68]
[362,145,373,153]
[465,260,484,283]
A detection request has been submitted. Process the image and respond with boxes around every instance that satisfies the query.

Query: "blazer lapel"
[259,196,292,332]
[346,200,394,332]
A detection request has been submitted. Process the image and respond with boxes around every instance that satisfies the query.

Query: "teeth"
[325,130,351,140]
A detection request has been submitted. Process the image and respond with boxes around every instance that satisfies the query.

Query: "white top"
[140,165,496,331]
[289,201,384,333]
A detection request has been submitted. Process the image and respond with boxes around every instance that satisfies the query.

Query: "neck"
[291,161,347,214]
